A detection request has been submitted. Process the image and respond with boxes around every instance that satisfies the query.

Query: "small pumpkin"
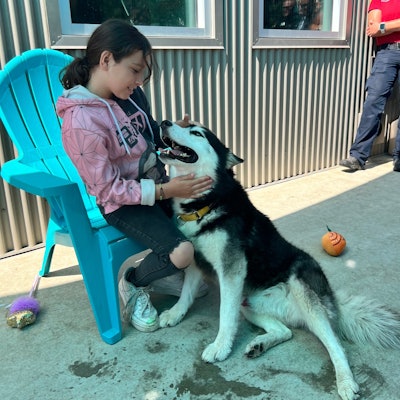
[321,226,346,256]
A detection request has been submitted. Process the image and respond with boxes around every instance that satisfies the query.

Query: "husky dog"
[157,120,400,400]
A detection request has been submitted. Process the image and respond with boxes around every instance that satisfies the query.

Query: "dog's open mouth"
[158,135,198,163]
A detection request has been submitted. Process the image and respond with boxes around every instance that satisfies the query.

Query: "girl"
[57,19,212,333]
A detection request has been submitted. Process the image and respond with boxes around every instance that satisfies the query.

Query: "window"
[67,0,194,27]
[253,0,352,48]
[48,0,223,49]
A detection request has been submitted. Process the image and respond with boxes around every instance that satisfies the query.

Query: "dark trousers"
[350,47,400,165]
[103,201,188,286]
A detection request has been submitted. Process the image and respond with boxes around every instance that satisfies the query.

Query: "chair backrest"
[0,49,104,226]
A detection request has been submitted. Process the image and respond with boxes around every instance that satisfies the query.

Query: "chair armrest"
[2,159,96,246]
[1,159,75,197]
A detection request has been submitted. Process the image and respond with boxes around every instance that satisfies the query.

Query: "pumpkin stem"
[326,225,332,232]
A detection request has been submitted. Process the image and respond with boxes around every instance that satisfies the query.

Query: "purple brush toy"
[7,274,41,329]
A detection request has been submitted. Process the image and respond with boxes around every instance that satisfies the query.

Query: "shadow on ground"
[1,156,399,400]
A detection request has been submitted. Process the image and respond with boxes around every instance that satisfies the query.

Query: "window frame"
[253,0,353,49]
[46,0,224,49]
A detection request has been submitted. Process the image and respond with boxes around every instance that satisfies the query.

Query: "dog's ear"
[226,151,244,169]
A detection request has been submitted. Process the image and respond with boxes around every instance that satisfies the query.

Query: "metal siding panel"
[0,0,49,256]
[0,0,383,257]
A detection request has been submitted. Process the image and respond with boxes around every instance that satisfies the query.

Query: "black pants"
[103,201,188,286]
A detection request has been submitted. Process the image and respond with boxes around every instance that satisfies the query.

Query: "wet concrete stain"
[195,320,212,332]
[145,340,170,354]
[66,342,387,398]
[297,361,386,397]
[253,361,335,395]
[298,362,336,393]
[254,359,387,398]
[143,368,163,381]
[354,363,386,399]
[176,361,265,398]
[68,357,117,378]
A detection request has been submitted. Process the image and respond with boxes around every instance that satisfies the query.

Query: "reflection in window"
[264,0,326,31]
[69,0,195,28]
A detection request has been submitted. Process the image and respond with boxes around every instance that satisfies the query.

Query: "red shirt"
[369,0,400,45]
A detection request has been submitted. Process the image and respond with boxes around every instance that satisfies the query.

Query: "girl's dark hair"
[61,19,154,89]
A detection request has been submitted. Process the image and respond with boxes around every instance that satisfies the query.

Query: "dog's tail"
[335,290,400,349]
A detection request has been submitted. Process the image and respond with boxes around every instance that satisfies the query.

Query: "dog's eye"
[190,130,204,137]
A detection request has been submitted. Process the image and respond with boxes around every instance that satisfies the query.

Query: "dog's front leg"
[202,271,244,363]
[159,264,203,327]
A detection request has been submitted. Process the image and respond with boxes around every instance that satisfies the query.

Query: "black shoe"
[339,156,364,171]
[394,158,400,172]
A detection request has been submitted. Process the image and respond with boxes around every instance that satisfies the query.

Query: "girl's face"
[104,51,150,99]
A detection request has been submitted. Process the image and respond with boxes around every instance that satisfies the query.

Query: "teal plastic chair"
[0,48,144,344]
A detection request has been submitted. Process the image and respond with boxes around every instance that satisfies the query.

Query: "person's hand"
[164,174,213,199]
[366,22,380,37]
[175,114,191,127]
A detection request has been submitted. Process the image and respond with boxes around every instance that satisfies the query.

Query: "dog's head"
[158,120,243,179]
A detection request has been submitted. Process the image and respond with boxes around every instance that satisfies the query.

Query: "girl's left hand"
[176,114,191,127]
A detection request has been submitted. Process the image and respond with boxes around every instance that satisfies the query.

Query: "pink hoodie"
[56,85,165,214]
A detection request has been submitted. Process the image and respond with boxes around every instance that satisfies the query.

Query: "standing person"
[309,0,323,30]
[297,0,314,30]
[340,0,400,172]
[56,19,213,333]
[273,0,300,30]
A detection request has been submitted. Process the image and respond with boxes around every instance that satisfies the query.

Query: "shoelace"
[135,290,154,317]
[122,287,153,322]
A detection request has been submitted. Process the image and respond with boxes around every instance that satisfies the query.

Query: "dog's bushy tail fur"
[336,290,400,349]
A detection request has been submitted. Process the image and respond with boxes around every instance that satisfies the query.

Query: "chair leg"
[74,239,123,344]
[39,220,57,276]
[83,263,121,344]
[77,232,145,344]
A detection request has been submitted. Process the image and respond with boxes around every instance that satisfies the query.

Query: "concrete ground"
[0,155,399,400]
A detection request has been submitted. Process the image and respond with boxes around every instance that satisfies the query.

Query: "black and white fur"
[157,120,400,400]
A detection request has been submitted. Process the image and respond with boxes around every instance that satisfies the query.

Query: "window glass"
[254,0,352,48]
[68,0,195,28]
[53,0,223,48]
[264,0,324,31]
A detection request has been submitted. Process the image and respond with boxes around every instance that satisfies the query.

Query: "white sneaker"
[148,271,209,298]
[118,272,159,332]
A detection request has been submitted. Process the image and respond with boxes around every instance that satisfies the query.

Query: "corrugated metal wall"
[0,0,385,257]
[0,0,51,257]
[145,0,373,188]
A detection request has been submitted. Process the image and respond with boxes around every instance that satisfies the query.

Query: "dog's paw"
[159,308,186,327]
[244,339,267,358]
[337,378,359,400]
[201,340,232,363]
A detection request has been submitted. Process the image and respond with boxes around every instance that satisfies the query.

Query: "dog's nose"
[161,120,173,129]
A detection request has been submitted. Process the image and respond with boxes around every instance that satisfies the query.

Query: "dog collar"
[177,205,212,222]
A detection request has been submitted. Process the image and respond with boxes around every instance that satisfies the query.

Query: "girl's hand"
[163,174,213,199]
[175,114,191,127]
